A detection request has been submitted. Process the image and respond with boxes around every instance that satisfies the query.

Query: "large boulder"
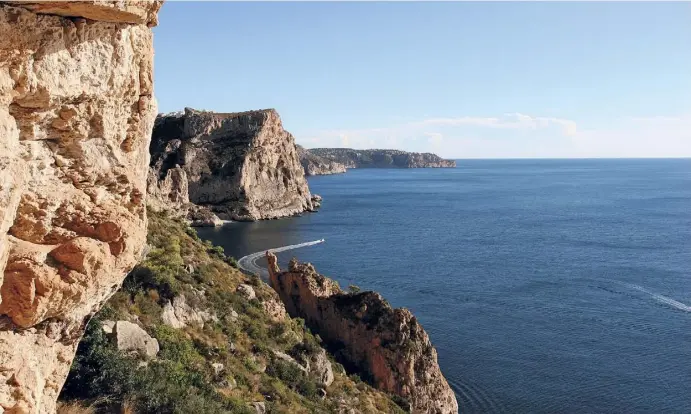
[237,284,256,300]
[113,321,159,358]
[0,2,161,412]
[306,349,335,387]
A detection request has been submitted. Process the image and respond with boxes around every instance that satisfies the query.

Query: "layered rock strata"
[0,1,160,412]
[149,108,315,221]
[307,148,456,169]
[266,252,459,414]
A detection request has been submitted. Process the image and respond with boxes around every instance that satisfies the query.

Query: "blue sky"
[154,2,691,158]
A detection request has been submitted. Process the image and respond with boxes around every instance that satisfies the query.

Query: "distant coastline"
[299,147,456,176]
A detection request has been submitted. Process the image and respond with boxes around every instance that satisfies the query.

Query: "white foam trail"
[621,282,691,312]
[237,240,324,278]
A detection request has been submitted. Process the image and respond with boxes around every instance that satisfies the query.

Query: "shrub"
[265,359,318,398]
[60,320,231,414]
[184,227,201,241]
[153,325,205,368]
[225,256,239,268]
[348,284,361,293]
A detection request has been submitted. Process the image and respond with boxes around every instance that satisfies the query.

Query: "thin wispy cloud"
[296,112,691,158]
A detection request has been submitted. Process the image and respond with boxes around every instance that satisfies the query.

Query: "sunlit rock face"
[0,2,161,412]
[149,108,315,221]
[267,252,459,414]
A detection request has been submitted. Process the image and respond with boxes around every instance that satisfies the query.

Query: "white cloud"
[295,113,691,158]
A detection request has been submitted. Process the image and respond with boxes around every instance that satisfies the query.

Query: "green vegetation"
[59,209,405,413]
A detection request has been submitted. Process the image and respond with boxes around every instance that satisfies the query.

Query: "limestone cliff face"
[267,253,459,414]
[297,145,347,176]
[0,2,160,412]
[308,148,457,169]
[149,108,315,221]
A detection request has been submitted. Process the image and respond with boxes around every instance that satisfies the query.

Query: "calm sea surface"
[197,159,691,413]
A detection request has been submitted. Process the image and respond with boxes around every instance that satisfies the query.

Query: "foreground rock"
[307,148,456,169]
[148,108,316,221]
[266,253,458,414]
[297,145,347,176]
[0,2,160,412]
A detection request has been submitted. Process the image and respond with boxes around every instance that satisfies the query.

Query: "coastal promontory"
[148,108,317,221]
[267,252,459,414]
[305,148,456,170]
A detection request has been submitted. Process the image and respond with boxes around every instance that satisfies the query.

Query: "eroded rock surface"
[148,108,315,221]
[267,253,458,414]
[0,2,159,412]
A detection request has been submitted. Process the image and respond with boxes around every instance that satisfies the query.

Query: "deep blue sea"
[197,159,691,413]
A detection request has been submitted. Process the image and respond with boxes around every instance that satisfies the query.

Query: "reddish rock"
[267,252,458,414]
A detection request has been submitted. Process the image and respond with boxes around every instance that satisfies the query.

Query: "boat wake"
[237,239,325,279]
[619,282,691,313]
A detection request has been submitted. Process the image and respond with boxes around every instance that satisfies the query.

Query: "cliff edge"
[0,1,160,412]
[149,108,316,221]
[267,252,459,414]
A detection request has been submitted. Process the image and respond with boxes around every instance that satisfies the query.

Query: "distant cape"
[299,147,456,175]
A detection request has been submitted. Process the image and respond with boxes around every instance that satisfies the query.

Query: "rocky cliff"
[0,1,160,412]
[267,253,459,414]
[297,145,347,176]
[307,148,456,169]
[149,108,316,221]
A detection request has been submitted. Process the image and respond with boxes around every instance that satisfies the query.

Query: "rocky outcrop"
[0,2,160,412]
[148,108,316,221]
[161,294,218,329]
[266,253,458,414]
[307,148,456,169]
[297,145,347,176]
[273,347,334,387]
[236,283,256,300]
[112,320,159,358]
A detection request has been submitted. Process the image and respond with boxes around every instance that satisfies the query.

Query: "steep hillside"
[58,210,406,414]
[306,149,456,169]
